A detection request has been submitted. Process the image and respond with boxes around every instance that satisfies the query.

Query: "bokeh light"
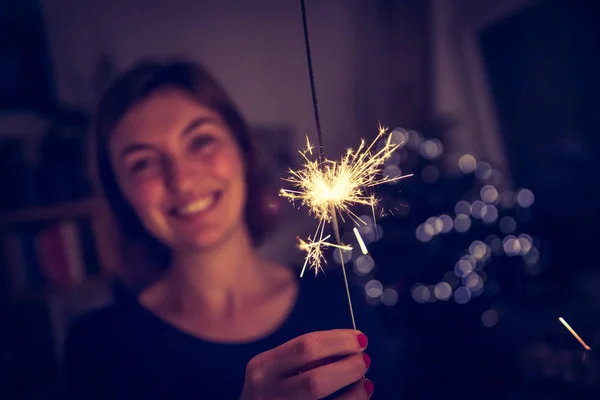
[458,154,477,174]
[464,273,483,291]
[516,188,535,208]
[481,205,499,224]
[354,254,375,275]
[412,284,431,304]
[454,259,473,278]
[475,161,493,180]
[420,139,443,160]
[517,234,533,255]
[469,240,487,260]
[455,200,471,215]
[471,200,488,219]
[383,165,403,183]
[481,309,499,328]
[358,225,376,243]
[416,223,434,242]
[365,279,383,298]
[333,247,353,264]
[438,214,454,233]
[502,235,521,256]
[454,214,471,233]
[434,282,453,301]
[523,247,540,265]
[480,185,499,204]
[454,286,472,304]
[390,127,408,148]
[381,288,399,306]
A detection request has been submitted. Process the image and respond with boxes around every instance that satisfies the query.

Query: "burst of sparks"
[281,123,413,276]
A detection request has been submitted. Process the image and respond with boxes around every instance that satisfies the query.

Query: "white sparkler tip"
[353,227,368,255]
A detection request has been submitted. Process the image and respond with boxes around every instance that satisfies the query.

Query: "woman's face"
[109,87,247,251]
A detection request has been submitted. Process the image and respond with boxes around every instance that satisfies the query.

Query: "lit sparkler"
[281,123,412,277]
[292,0,412,330]
[559,317,592,351]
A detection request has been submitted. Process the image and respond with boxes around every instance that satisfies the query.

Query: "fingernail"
[364,379,374,396]
[357,333,368,348]
[362,353,371,369]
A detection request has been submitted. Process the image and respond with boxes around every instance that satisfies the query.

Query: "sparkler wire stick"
[559,317,592,351]
[330,205,357,330]
[300,0,325,162]
[300,0,356,329]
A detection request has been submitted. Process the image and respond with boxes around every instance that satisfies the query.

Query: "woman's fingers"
[241,331,373,400]
[250,329,368,378]
[335,379,374,400]
[278,352,371,399]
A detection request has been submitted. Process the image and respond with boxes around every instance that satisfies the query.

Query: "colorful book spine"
[0,218,102,295]
[59,220,86,284]
[36,224,71,286]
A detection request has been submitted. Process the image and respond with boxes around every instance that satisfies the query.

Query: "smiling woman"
[93,61,273,274]
[109,88,248,253]
[64,60,396,399]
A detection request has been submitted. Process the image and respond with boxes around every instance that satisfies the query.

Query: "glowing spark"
[353,227,368,255]
[298,235,352,277]
[281,123,412,275]
[559,317,592,351]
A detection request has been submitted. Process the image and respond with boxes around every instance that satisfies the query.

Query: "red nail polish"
[362,353,371,368]
[364,379,374,396]
[357,333,368,348]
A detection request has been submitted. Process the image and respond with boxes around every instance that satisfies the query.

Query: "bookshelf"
[0,196,121,398]
[0,197,120,301]
[0,196,121,397]
[0,198,101,226]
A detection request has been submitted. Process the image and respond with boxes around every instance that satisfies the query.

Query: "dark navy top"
[64,269,400,399]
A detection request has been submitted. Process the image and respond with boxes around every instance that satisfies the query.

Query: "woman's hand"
[240,329,373,399]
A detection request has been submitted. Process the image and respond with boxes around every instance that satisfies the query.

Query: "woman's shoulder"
[67,279,144,344]
[63,300,154,382]
[63,299,159,398]
[65,303,131,354]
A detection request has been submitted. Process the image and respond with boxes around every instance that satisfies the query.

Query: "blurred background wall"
[40,0,430,157]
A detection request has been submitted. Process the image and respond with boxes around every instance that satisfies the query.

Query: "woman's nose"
[164,161,195,194]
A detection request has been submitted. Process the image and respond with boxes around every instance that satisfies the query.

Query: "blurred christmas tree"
[327,118,561,398]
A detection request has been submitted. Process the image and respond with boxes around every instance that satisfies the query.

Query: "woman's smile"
[168,190,222,220]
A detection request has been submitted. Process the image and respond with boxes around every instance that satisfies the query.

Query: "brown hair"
[92,60,273,288]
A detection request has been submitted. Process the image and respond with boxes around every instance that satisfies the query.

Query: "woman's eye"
[130,158,158,175]
[189,135,216,153]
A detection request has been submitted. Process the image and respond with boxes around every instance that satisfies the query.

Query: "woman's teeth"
[176,196,215,216]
